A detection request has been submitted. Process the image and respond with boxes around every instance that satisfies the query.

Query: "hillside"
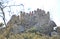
[0,9,59,39]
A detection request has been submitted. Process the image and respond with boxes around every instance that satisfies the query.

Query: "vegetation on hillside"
[0,23,60,39]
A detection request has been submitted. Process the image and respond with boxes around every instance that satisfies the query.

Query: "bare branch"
[3,4,24,8]
[3,5,20,8]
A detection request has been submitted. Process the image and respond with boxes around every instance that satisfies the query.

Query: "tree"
[0,1,6,26]
[0,0,24,39]
[0,0,24,27]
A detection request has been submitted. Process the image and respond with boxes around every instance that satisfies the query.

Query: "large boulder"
[49,20,57,27]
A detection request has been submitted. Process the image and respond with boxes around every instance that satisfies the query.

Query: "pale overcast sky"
[0,0,60,26]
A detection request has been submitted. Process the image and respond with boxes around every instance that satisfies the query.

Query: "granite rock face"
[7,9,57,35]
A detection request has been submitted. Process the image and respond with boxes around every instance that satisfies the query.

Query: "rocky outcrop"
[7,9,57,35]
